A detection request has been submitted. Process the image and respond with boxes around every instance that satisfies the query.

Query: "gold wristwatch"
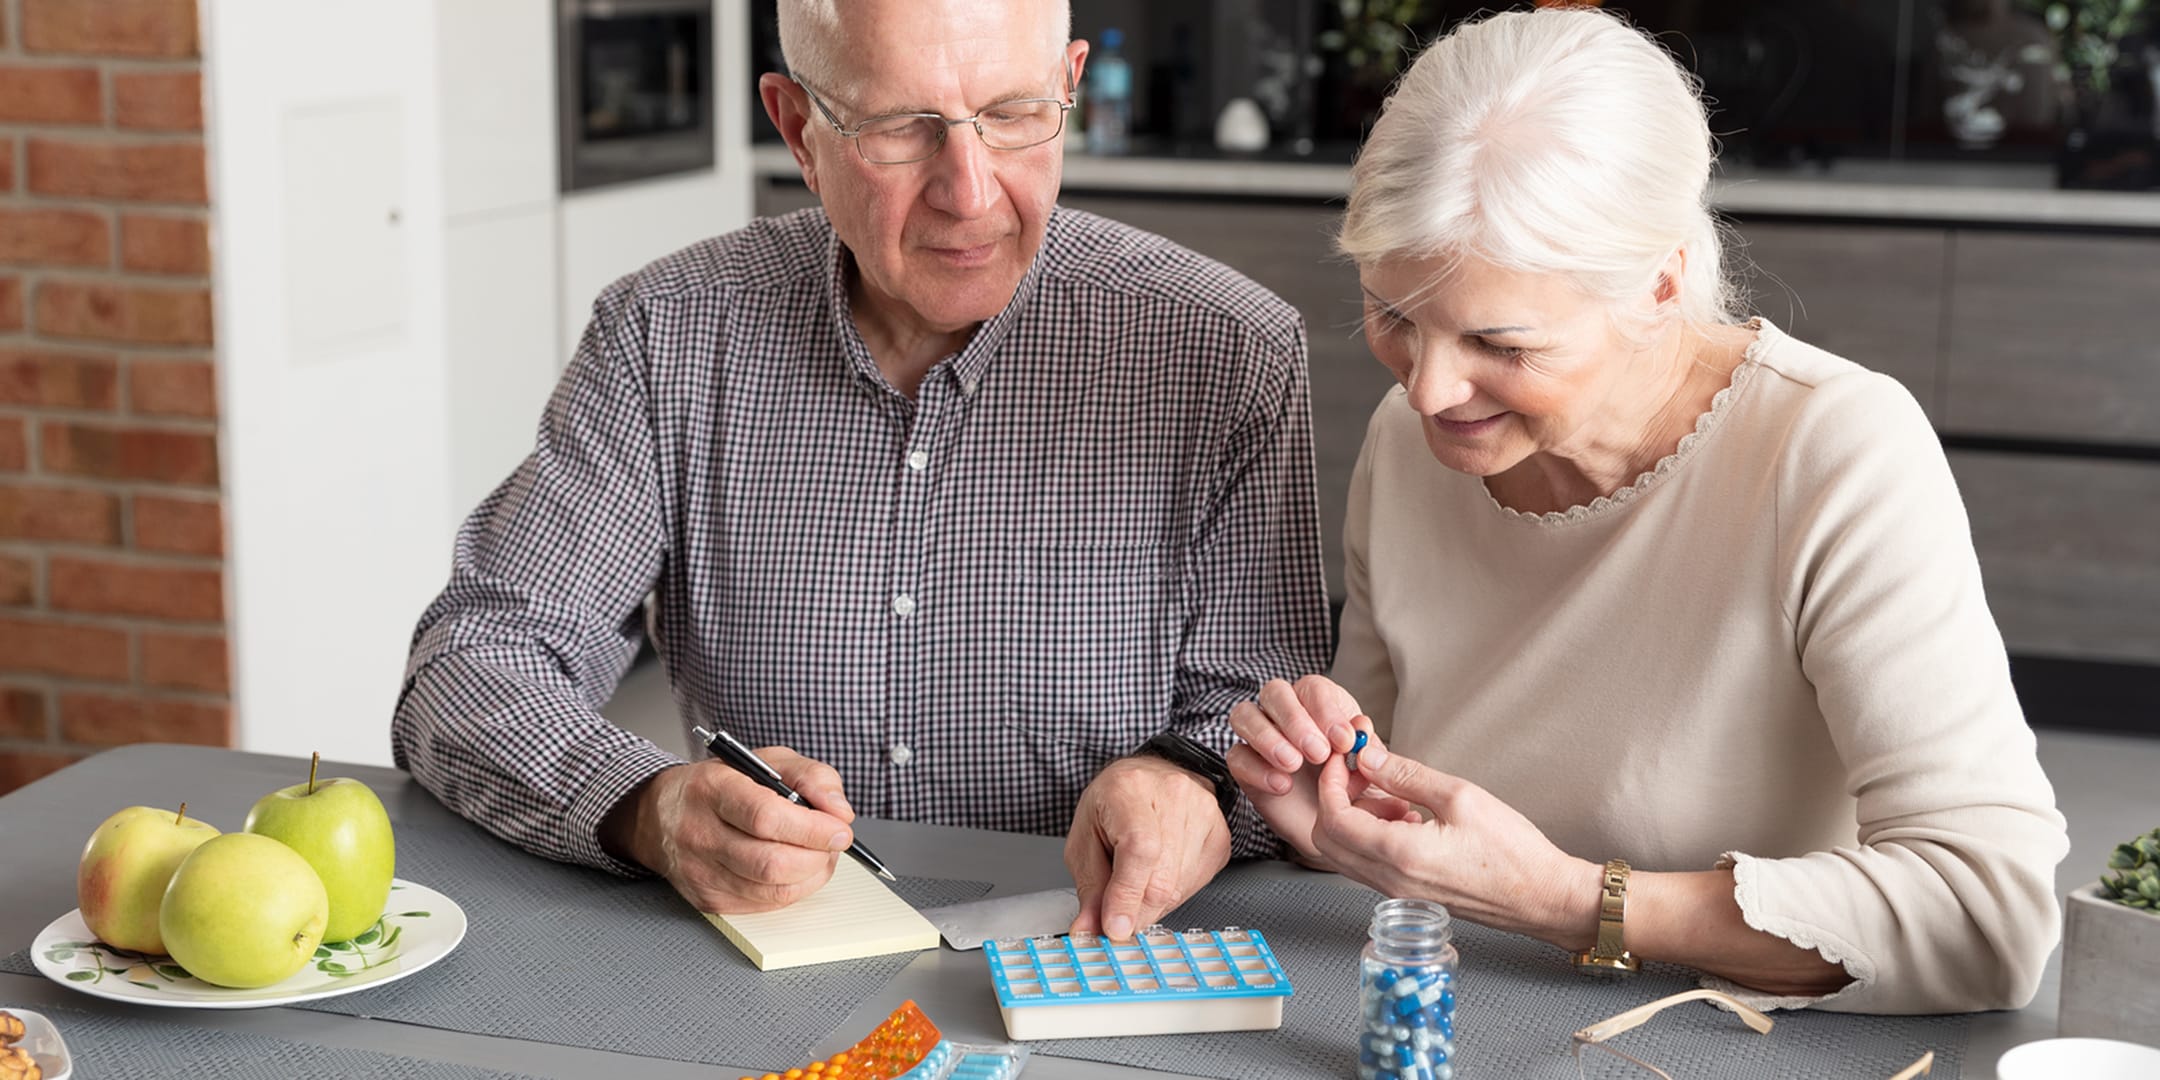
[1571,858,1640,977]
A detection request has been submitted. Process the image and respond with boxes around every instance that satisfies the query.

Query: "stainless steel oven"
[558,0,715,192]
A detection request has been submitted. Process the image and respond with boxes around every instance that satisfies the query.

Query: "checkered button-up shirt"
[392,206,1332,873]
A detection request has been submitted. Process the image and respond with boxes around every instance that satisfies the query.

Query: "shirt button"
[962,377,980,396]
[906,450,929,471]
[889,743,914,766]
[891,594,916,616]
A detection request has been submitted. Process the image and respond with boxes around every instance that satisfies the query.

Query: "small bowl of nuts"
[0,1008,69,1080]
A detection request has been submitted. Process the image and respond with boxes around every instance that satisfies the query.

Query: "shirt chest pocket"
[999,543,1182,754]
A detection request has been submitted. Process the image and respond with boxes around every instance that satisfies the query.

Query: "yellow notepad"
[704,858,940,970]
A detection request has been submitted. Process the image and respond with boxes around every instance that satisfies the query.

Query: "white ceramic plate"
[1996,1037,2160,1080]
[30,879,465,1010]
[1,1006,73,1080]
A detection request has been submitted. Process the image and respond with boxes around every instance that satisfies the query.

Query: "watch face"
[1575,955,1639,979]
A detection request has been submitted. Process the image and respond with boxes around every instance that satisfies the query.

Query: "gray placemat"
[1029,874,1968,1080]
[13,1002,550,1080]
[5,820,989,1073]
[294,824,989,1070]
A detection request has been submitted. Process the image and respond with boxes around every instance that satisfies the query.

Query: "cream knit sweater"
[1332,320,2068,1014]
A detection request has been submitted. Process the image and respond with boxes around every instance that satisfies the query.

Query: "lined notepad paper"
[704,858,940,970]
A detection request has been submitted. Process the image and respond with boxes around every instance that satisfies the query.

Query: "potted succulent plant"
[2059,827,2160,1040]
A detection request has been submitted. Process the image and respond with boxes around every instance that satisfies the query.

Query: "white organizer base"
[998,996,1286,1040]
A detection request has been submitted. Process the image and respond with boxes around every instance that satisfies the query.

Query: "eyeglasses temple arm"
[1886,1051,1935,1080]
[1573,989,1776,1043]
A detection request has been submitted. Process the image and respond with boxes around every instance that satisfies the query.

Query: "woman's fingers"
[1226,743,1292,796]
[1294,674,1366,752]
[1345,714,1389,773]
[1260,678,1334,764]
[1228,697,1304,773]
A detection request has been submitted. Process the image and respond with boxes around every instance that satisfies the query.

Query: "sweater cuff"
[1711,850,1875,1012]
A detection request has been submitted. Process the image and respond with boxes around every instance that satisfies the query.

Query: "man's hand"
[601,747,857,914]
[1064,755,1232,940]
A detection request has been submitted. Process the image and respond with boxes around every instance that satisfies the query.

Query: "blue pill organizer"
[982,926,1294,1040]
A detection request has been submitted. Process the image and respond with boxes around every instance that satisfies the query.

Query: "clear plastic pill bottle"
[1357,898,1459,1080]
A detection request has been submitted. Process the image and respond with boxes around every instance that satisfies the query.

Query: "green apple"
[159,832,328,988]
[242,753,395,943]
[77,803,220,954]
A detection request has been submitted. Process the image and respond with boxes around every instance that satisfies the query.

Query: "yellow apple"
[159,832,328,988]
[77,804,220,954]
[242,753,395,943]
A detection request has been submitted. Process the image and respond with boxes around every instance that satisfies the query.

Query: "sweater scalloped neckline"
[1480,319,1773,527]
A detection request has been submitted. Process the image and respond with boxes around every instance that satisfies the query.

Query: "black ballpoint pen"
[692,724,897,882]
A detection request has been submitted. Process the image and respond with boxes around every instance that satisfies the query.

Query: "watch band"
[1131,732,1239,823]
[1571,858,1641,976]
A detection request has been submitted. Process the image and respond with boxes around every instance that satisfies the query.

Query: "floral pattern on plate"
[30,879,465,1010]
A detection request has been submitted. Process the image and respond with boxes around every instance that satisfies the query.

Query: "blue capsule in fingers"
[1348,729,1368,772]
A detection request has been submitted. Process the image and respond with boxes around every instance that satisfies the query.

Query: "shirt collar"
[819,210,1056,397]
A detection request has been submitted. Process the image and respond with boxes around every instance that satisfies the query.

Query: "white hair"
[1338,8,1739,327]
[779,0,1073,102]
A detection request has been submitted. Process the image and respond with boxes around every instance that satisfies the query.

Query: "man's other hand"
[1064,754,1232,940]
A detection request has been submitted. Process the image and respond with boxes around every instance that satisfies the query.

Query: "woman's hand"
[1311,750,1602,948]
[1227,676,1421,868]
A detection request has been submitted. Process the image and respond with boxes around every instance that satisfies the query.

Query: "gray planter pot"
[2060,882,2160,1043]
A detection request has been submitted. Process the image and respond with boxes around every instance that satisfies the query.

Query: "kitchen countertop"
[751,143,2160,229]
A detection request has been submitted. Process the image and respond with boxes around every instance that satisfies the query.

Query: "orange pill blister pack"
[740,1001,1029,1080]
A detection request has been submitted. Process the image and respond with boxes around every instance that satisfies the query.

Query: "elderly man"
[392,0,1328,941]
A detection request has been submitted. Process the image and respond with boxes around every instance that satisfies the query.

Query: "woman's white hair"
[1339,7,1739,327]
[779,0,1072,101]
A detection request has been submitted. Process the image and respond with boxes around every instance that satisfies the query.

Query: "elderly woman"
[1229,7,2066,1014]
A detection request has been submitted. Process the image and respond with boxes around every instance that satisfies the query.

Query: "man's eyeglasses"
[1572,989,1936,1080]
[794,69,1078,165]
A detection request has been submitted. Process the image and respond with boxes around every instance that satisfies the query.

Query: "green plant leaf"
[313,947,332,960]
[47,949,75,962]
[324,939,355,952]
[393,911,430,918]
[320,960,350,974]
[64,970,96,982]
[52,940,92,949]
[155,964,188,980]
[353,927,381,946]
[379,925,403,951]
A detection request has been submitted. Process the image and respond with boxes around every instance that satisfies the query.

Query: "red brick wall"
[0,0,226,792]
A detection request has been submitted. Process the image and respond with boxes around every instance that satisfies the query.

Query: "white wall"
[208,0,753,767]
[439,0,561,515]
[204,0,453,767]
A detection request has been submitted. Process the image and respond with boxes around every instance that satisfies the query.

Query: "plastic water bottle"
[1086,28,1132,155]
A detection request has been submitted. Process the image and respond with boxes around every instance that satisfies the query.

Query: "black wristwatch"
[1132,732,1239,823]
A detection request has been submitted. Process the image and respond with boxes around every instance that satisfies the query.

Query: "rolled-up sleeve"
[1721,371,2068,1013]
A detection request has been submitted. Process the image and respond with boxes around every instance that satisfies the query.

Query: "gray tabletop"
[0,739,2151,1078]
